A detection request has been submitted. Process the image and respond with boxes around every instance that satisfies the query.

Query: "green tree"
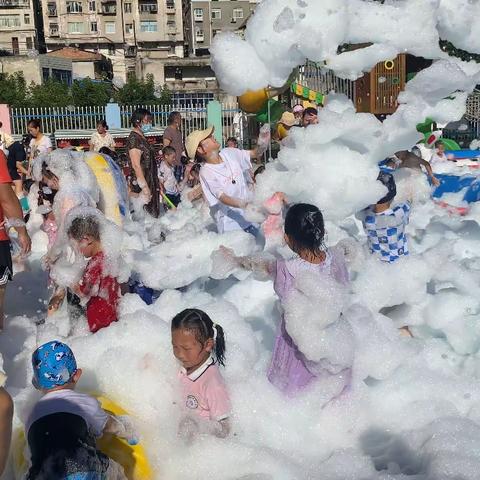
[28,78,71,107]
[114,74,171,105]
[71,78,112,106]
[0,72,28,107]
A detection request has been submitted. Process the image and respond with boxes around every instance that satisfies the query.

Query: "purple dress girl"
[267,248,349,396]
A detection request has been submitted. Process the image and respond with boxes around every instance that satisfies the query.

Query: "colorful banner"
[291,82,325,105]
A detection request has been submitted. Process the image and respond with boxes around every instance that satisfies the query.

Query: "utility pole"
[32,0,46,53]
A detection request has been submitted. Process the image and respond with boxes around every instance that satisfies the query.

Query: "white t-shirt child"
[26,389,108,437]
[159,161,179,195]
[199,147,253,233]
[30,135,52,160]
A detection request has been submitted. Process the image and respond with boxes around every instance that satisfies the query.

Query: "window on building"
[0,15,21,28]
[140,20,157,32]
[193,8,203,21]
[211,9,221,20]
[47,2,57,16]
[166,0,174,9]
[67,21,84,33]
[88,1,96,11]
[195,28,204,41]
[24,14,30,24]
[42,68,50,83]
[212,29,221,37]
[127,67,136,80]
[125,23,133,34]
[233,8,243,19]
[124,2,132,13]
[139,2,157,13]
[66,1,83,13]
[26,37,33,49]
[90,21,97,32]
[11,37,19,54]
[49,22,59,35]
[108,44,115,55]
[105,21,116,33]
[166,19,175,27]
[52,69,72,85]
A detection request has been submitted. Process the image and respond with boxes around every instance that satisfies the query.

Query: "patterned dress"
[126,131,161,218]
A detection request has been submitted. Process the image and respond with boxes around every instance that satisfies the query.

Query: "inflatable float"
[84,152,129,227]
[11,394,153,480]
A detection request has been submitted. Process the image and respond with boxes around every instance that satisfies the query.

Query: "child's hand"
[107,415,139,445]
[48,290,66,313]
[218,246,236,261]
[178,416,199,444]
[431,176,440,187]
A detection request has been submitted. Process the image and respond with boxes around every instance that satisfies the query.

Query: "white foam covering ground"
[2,1,480,479]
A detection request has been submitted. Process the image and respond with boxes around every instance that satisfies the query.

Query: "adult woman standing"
[27,119,52,166]
[126,108,161,218]
[89,120,116,152]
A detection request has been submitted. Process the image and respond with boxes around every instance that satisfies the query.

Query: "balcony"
[139,2,157,14]
[165,1,174,13]
[100,1,117,15]
[125,45,137,58]
[0,0,30,7]
[49,24,59,36]
[101,0,116,15]
[47,6,57,16]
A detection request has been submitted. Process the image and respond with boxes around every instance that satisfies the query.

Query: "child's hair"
[162,145,176,156]
[435,140,444,148]
[98,146,118,161]
[254,165,265,179]
[27,118,42,130]
[302,107,318,119]
[97,120,109,130]
[226,137,238,147]
[38,182,56,207]
[67,215,101,242]
[171,308,226,367]
[376,171,397,205]
[41,161,57,182]
[284,203,325,256]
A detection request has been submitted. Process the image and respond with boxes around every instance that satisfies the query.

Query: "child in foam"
[360,172,411,264]
[220,203,350,396]
[67,214,120,333]
[159,145,193,208]
[430,140,455,166]
[171,308,231,440]
[185,126,261,235]
[26,341,136,479]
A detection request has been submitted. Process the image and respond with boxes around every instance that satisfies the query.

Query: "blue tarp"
[445,149,480,160]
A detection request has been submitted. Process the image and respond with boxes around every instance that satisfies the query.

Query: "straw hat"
[278,112,296,127]
[185,125,215,159]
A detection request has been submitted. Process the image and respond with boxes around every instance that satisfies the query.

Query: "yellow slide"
[11,394,153,480]
[85,153,124,227]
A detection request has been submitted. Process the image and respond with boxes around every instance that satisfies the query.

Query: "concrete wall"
[72,61,96,79]
[1,55,72,84]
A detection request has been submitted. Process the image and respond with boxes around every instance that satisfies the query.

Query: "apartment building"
[183,0,257,56]
[0,0,38,55]
[42,0,184,83]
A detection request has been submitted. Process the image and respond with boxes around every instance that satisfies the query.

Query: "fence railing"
[10,103,242,142]
[10,106,106,135]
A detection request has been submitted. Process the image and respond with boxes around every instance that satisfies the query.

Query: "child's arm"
[178,415,230,442]
[104,414,139,445]
[218,246,275,278]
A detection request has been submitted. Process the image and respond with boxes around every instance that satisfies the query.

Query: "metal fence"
[296,62,356,103]
[10,106,106,135]
[10,103,242,141]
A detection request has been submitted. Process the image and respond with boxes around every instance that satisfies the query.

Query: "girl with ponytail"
[171,308,231,440]
[218,202,349,396]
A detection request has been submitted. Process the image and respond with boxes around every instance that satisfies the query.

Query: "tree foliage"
[71,78,112,106]
[0,72,170,107]
[114,74,171,105]
[0,72,28,107]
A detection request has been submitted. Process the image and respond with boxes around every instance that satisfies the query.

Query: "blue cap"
[32,341,77,389]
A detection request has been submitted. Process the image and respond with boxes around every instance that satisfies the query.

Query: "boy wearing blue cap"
[26,341,136,480]
[360,172,411,263]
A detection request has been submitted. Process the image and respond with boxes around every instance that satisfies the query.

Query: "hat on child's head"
[32,340,77,389]
[376,171,397,204]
